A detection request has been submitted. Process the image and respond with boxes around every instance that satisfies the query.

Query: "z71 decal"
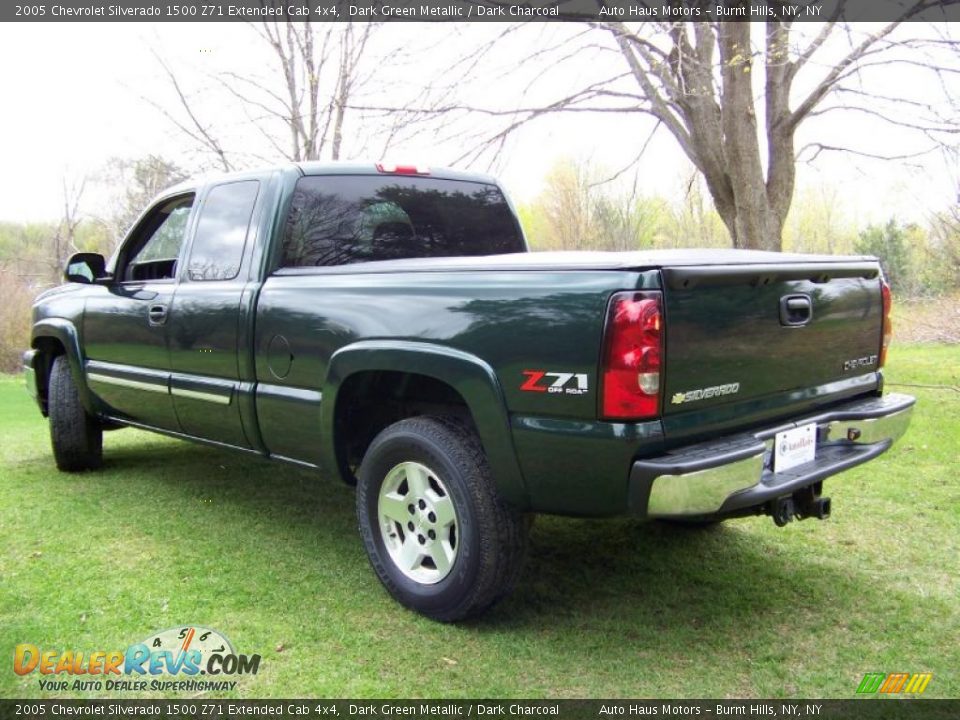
[520,370,589,395]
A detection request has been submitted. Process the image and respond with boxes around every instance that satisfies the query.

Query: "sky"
[0,21,957,230]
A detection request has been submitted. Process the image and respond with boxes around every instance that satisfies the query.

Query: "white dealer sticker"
[774,422,817,472]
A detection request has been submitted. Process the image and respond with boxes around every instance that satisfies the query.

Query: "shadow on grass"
[491,518,819,631]
[95,433,897,649]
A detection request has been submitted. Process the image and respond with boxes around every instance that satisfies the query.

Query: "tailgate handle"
[780,294,812,326]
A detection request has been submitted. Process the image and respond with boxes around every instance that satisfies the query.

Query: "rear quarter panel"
[255,269,650,419]
[253,268,657,513]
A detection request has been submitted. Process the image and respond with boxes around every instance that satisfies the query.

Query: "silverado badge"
[671,382,740,405]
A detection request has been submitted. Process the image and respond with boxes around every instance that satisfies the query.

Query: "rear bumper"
[629,392,915,519]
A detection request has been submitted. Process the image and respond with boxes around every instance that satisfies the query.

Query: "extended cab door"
[83,193,195,430]
[166,178,265,448]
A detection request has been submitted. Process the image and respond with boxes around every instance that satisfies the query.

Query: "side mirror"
[64,253,107,284]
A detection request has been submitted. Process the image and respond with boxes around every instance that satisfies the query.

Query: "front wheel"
[356,417,528,622]
[48,355,102,472]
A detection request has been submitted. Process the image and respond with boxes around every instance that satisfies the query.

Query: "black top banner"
[5,0,960,23]
[0,700,959,720]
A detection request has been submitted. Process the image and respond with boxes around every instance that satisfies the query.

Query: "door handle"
[148,304,168,326]
[780,294,812,326]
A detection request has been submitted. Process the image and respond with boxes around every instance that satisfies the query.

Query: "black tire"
[356,416,528,622]
[48,356,102,472]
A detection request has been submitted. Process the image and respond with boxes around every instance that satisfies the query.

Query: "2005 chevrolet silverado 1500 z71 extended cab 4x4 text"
[24,162,915,620]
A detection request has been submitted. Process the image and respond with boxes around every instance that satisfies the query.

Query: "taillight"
[376,162,430,175]
[600,291,663,420]
[880,279,892,367]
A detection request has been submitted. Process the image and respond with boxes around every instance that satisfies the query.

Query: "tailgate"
[660,261,883,433]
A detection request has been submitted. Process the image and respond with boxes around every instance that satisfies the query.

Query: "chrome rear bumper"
[630,393,915,519]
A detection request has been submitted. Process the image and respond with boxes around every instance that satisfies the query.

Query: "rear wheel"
[356,416,528,621]
[48,356,102,472]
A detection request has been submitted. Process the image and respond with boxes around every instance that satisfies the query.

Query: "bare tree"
[95,155,188,247]
[211,21,374,163]
[447,8,959,250]
[928,193,960,287]
[539,159,598,249]
[153,55,233,171]
[48,176,86,283]
[522,157,671,251]
[150,20,440,170]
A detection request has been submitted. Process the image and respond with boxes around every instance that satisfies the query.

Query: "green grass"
[1,344,958,699]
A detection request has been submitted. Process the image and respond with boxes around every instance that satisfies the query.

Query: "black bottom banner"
[1,700,958,720]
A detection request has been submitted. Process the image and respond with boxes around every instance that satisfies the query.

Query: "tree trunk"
[716,22,779,251]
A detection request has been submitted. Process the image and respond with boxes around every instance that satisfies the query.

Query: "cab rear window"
[279,175,523,268]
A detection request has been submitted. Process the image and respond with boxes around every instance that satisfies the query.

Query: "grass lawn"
[1,344,957,699]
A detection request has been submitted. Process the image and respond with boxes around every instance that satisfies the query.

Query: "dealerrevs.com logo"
[14,625,261,693]
[856,672,932,695]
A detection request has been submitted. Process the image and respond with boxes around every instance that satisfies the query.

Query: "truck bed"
[274,248,878,275]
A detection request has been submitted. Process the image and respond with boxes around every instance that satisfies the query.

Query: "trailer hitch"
[769,484,831,527]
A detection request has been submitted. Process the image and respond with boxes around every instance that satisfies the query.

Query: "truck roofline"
[295,161,500,185]
[157,161,502,202]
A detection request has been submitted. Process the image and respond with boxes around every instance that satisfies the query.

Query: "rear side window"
[188,180,260,281]
[280,175,523,268]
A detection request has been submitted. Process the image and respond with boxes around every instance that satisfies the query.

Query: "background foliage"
[2,154,959,372]
[518,158,960,292]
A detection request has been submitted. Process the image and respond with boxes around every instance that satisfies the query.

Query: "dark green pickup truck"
[24,162,915,620]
